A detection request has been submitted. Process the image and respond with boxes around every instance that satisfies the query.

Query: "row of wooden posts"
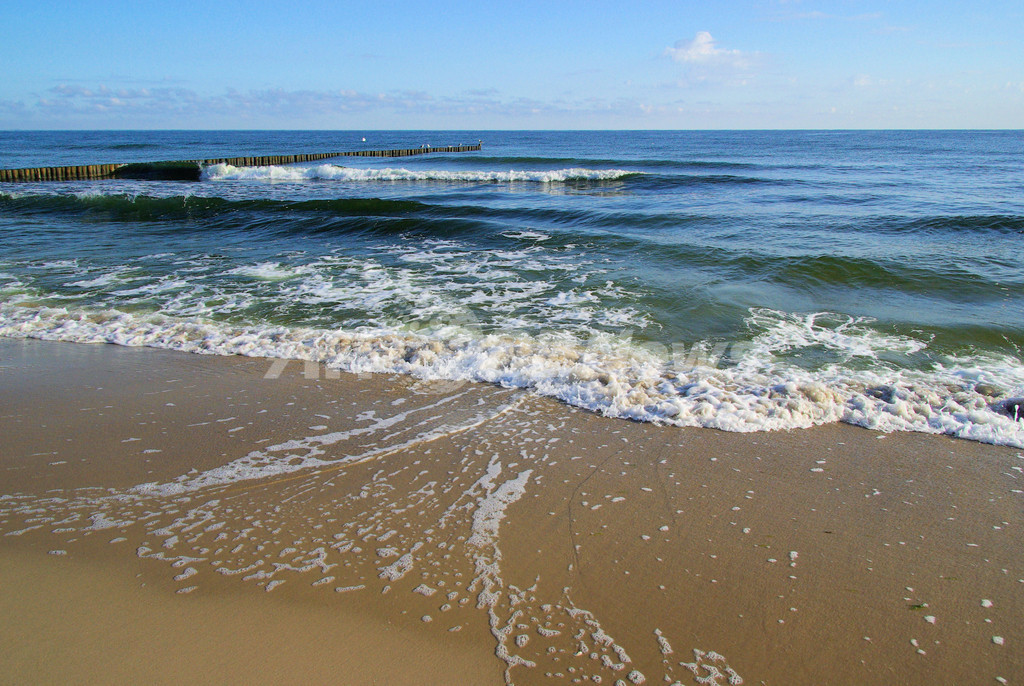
[0,143,482,182]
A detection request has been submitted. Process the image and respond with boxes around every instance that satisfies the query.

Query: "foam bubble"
[69,270,135,288]
[202,164,637,184]
[228,262,311,280]
[502,230,552,241]
[1,301,1022,448]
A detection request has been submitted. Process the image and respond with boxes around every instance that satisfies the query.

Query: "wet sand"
[1,338,1021,684]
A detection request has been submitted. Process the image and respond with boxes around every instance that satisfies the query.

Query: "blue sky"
[1,0,1021,129]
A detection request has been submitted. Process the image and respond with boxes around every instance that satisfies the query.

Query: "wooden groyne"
[0,143,482,183]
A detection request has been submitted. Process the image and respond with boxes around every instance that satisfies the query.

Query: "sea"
[1,130,1022,447]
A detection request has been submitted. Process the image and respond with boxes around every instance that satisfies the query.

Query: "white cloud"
[665,32,750,69]
[0,82,657,128]
[663,32,759,87]
[851,75,894,88]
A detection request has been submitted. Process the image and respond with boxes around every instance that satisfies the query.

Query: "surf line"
[0,143,483,183]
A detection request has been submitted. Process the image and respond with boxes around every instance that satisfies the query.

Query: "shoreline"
[4,302,1022,450]
[1,338,1021,684]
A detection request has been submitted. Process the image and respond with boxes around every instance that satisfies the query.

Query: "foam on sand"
[0,339,1021,684]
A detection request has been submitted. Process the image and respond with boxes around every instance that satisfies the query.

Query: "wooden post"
[1,142,481,181]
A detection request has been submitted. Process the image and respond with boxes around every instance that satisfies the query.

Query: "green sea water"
[1,130,1022,444]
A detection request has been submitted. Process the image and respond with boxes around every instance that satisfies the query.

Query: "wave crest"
[2,303,1022,448]
[201,164,639,183]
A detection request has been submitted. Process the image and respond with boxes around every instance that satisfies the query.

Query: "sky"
[1,0,1022,129]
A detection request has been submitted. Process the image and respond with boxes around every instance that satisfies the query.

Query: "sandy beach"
[1,337,1021,685]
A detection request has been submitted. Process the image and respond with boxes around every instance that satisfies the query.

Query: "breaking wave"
[2,303,1022,448]
[201,164,640,183]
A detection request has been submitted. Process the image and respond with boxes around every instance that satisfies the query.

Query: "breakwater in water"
[0,143,482,182]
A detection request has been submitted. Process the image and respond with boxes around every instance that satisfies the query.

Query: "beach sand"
[1,338,1021,685]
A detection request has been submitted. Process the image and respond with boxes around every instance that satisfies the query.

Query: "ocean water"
[1,130,1023,446]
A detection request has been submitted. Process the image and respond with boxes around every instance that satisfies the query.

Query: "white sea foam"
[0,272,24,291]
[227,262,311,280]
[15,240,643,343]
[202,164,637,184]
[502,230,552,241]
[38,259,79,269]
[1,302,1022,448]
[69,268,137,289]
[545,290,598,307]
